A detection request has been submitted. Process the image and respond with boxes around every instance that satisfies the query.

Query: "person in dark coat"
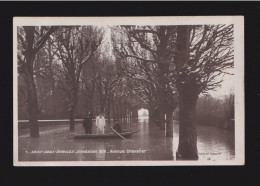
[112,120,122,133]
[83,112,93,134]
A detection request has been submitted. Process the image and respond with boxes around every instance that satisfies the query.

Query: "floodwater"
[18,118,234,161]
[18,117,173,161]
[173,122,235,161]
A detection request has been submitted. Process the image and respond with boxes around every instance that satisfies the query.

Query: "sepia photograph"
[13,16,244,166]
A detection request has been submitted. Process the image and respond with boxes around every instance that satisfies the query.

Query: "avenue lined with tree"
[17,25,234,159]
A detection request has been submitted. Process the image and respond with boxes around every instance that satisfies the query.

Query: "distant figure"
[96,113,106,134]
[83,112,92,134]
[112,120,122,133]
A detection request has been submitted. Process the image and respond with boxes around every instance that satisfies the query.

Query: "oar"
[110,127,127,140]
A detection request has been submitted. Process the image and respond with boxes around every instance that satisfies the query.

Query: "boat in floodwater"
[72,130,139,139]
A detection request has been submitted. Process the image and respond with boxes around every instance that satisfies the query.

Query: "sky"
[207,74,234,98]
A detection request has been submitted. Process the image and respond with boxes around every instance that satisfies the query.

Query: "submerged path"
[18,118,174,161]
[17,118,234,161]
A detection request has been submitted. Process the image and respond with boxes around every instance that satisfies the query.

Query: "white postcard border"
[13,16,244,166]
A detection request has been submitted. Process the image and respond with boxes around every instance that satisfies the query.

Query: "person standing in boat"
[83,112,92,134]
[96,113,106,134]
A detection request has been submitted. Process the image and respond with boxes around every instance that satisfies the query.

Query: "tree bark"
[69,88,78,132]
[175,25,199,160]
[177,92,198,160]
[69,106,75,132]
[91,86,95,115]
[158,106,165,130]
[23,69,39,137]
[100,84,109,114]
[112,97,116,120]
[51,81,56,118]
[166,110,173,137]
[107,93,111,124]
[151,107,160,127]
[47,41,56,119]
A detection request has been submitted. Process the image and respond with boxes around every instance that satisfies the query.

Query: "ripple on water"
[18,119,234,161]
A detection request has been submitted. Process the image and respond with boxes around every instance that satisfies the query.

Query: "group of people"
[82,112,122,135]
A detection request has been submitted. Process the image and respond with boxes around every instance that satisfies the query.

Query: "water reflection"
[18,118,234,161]
[173,121,235,161]
[19,117,173,161]
[95,142,106,160]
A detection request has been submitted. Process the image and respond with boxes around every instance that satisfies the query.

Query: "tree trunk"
[20,26,57,137]
[69,107,75,132]
[151,107,160,127]
[48,42,56,119]
[107,93,111,124]
[148,108,153,121]
[69,88,78,132]
[112,98,116,120]
[90,83,95,115]
[166,110,173,137]
[175,25,199,160]
[177,92,198,160]
[158,107,165,130]
[24,70,39,137]
[100,99,105,113]
[52,81,56,119]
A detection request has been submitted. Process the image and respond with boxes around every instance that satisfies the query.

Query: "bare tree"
[17,26,57,137]
[52,26,103,132]
[112,25,178,136]
[175,25,234,159]
[81,55,99,115]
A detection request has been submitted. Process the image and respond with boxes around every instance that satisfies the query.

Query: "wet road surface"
[18,118,234,161]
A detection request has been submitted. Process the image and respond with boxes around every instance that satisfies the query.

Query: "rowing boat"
[72,130,139,139]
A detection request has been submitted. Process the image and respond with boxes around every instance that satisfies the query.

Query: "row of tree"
[111,25,234,159]
[17,24,234,160]
[173,94,235,129]
[18,26,140,129]
[196,94,234,129]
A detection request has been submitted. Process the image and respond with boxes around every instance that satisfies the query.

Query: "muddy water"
[18,118,173,161]
[18,118,234,161]
[173,122,235,161]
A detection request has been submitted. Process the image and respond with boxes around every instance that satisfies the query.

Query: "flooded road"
[173,122,235,161]
[18,118,234,161]
[18,118,173,161]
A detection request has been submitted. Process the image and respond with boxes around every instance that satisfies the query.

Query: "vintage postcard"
[13,16,244,166]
